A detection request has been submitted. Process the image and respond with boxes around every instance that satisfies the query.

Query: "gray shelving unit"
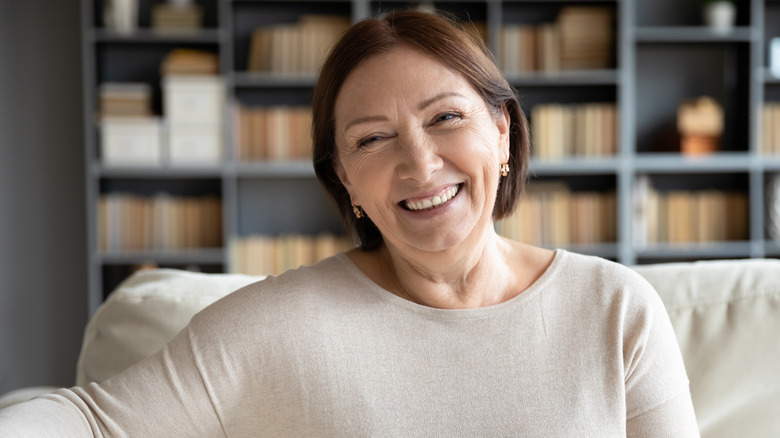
[81,0,780,314]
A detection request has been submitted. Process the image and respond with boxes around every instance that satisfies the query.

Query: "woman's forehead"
[334,46,478,118]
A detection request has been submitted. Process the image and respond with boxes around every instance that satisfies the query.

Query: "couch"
[1,259,779,436]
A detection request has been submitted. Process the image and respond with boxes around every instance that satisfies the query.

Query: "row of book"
[497,182,616,247]
[762,102,780,154]
[499,6,614,75]
[233,104,313,161]
[633,176,748,246]
[248,15,351,76]
[230,234,354,276]
[98,193,223,252]
[151,4,203,34]
[531,103,618,159]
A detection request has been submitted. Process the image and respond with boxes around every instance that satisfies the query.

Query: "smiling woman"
[0,9,700,438]
[313,12,529,252]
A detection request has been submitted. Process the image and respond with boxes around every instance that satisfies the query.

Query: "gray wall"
[0,0,87,394]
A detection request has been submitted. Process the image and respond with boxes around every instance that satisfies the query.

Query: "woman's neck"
[348,229,553,309]
[380,236,512,309]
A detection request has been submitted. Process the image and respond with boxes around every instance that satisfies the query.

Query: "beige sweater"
[0,250,699,437]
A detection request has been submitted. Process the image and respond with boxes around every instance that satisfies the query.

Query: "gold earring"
[352,202,364,219]
[500,163,510,177]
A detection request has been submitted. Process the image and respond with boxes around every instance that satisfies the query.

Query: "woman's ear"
[333,159,355,199]
[495,105,511,164]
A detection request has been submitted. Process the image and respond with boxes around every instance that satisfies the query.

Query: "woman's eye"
[358,135,383,147]
[433,112,460,124]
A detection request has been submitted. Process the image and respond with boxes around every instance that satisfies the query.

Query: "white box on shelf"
[163,75,224,124]
[771,38,780,78]
[101,117,164,166]
[168,124,222,165]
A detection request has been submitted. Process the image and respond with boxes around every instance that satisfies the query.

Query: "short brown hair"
[312,10,530,250]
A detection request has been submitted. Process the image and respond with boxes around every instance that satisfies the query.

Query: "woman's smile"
[401,183,462,211]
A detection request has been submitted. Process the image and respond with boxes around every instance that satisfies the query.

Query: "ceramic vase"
[703,1,736,35]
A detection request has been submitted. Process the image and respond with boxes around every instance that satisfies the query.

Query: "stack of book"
[499,6,613,75]
[99,82,163,166]
[152,4,203,33]
[497,182,616,247]
[98,193,223,252]
[230,234,354,276]
[633,176,749,247]
[99,83,152,117]
[233,104,313,161]
[531,103,618,160]
[248,15,351,76]
[161,50,224,165]
[762,102,780,154]
[161,49,218,75]
[557,7,614,70]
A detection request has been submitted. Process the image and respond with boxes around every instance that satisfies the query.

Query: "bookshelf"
[81,0,779,314]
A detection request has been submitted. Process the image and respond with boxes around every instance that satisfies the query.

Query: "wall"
[0,0,87,394]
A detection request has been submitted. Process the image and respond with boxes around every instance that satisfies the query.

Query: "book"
[496,181,616,247]
[99,82,153,117]
[230,233,353,275]
[98,193,222,252]
[247,15,350,75]
[160,49,219,76]
[151,4,203,33]
[234,103,313,161]
[531,102,618,159]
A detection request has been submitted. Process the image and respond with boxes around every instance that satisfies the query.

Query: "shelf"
[89,28,225,44]
[633,153,752,173]
[98,248,225,265]
[94,164,224,179]
[529,157,621,175]
[758,156,780,171]
[500,0,618,2]
[507,70,620,87]
[233,161,315,178]
[81,0,777,310]
[231,72,317,88]
[555,242,619,259]
[764,241,780,256]
[635,241,753,259]
[763,68,780,84]
[635,26,753,43]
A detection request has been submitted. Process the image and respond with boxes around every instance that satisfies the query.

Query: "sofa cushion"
[76,269,264,386]
[633,259,780,438]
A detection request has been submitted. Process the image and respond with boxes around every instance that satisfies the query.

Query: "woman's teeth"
[404,185,460,211]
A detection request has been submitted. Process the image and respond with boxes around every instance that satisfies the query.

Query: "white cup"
[771,38,780,78]
[104,0,138,34]
[703,1,736,35]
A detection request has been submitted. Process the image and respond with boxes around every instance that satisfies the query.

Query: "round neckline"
[333,249,567,321]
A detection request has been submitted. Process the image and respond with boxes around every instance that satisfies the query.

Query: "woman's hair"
[312,10,530,250]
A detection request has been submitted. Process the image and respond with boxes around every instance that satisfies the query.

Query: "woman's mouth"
[402,184,461,211]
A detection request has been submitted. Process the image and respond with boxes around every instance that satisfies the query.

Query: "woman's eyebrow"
[344,115,389,132]
[417,91,465,111]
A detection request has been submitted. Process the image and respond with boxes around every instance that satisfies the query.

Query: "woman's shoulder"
[557,250,653,288]
[191,253,362,328]
[548,250,663,310]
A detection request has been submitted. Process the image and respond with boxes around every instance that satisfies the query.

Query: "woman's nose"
[396,132,443,183]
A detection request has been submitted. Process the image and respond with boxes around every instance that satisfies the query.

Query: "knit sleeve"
[0,326,226,438]
[622,274,700,437]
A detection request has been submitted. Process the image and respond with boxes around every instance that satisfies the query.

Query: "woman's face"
[333,45,510,254]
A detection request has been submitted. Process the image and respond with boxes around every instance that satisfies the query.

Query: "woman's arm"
[0,326,225,437]
[622,273,700,437]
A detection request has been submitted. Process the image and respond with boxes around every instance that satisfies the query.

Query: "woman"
[0,10,698,437]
